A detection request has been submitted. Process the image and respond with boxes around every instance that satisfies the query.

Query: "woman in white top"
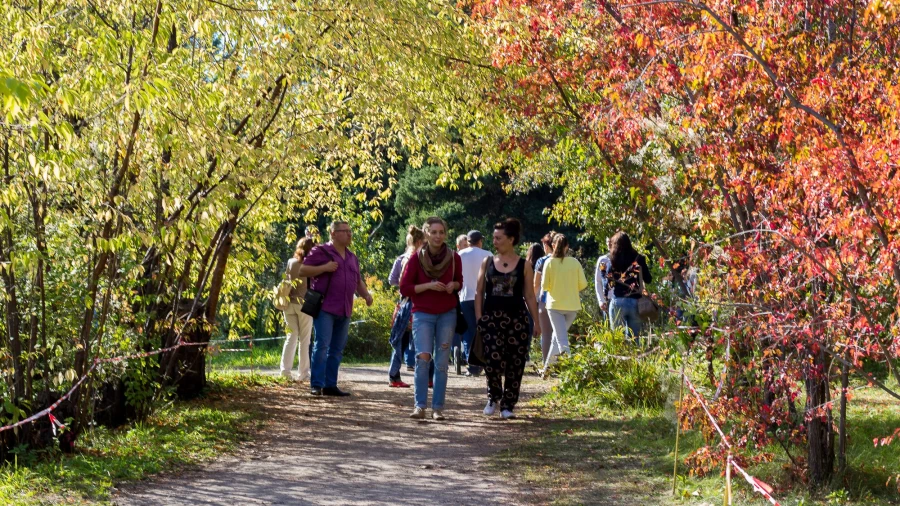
[280,237,316,381]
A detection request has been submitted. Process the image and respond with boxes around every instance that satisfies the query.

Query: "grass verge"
[0,372,284,505]
[497,386,900,505]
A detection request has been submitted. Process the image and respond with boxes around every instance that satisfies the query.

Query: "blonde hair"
[406,225,425,254]
[294,237,315,261]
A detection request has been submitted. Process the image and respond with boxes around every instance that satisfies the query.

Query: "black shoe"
[310,387,323,396]
[322,386,351,397]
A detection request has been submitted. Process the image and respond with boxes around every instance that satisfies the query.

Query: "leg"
[280,306,301,377]
[460,301,482,374]
[623,298,642,337]
[296,312,314,380]
[609,298,630,338]
[388,340,403,381]
[430,310,456,410]
[310,312,336,389]
[501,318,529,411]
[412,312,437,409]
[481,313,506,402]
[543,310,571,369]
[324,314,351,388]
[538,302,553,364]
[405,333,416,367]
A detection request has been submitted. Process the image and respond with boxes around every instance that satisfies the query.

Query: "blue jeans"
[389,330,410,381]
[459,301,481,374]
[310,311,351,389]
[609,297,641,338]
[412,309,455,409]
[404,340,416,367]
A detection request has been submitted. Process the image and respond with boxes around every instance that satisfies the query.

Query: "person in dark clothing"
[474,219,540,420]
[601,231,652,338]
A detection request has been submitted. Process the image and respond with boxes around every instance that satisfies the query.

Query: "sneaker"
[406,365,415,372]
[322,387,351,397]
[483,399,497,416]
[465,371,482,378]
[431,410,445,420]
[280,371,293,381]
[389,380,411,388]
[310,387,323,396]
[501,409,516,420]
[409,407,426,419]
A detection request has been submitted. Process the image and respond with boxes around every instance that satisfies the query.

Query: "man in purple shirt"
[299,221,373,397]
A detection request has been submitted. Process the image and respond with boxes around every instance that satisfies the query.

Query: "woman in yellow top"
[540,234,588,373]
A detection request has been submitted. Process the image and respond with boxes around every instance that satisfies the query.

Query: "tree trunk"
[806,350,835,488]
[837,356,849,476]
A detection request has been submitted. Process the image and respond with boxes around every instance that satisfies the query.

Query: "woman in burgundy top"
[399,217,463,421]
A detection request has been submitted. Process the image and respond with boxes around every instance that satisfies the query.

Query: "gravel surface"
[114,365,548,506]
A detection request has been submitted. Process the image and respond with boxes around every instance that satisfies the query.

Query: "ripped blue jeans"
[412,309,456,409]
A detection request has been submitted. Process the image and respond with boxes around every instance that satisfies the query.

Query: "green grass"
[206,338,389,370]
[0,372,284,505]
[497,385,900,505]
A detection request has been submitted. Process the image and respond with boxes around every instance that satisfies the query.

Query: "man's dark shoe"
[322,386,351,397]
[310,387,323,396]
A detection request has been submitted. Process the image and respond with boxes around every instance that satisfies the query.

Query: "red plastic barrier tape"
[0,362,97,434]
[732,461,781,506]
[681,373,732,448]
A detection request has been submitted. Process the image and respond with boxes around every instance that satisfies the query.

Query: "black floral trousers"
[479,308,530,411]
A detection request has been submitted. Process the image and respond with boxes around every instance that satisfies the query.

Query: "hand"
[430,280,447,291]
[533,323,541,337]
[364,293,374,306]
[444,281,456,294]
[600,302,607,311]
[322,261,339,273]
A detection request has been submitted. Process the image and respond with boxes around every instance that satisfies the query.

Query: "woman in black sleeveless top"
[474,219,540,420]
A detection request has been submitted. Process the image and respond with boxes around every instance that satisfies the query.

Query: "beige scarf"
[418,244,452,280]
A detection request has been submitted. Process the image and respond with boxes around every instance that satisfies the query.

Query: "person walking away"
[458,230,493,377]
[299,221,374,397]
[386,225,425,388]
[603,231,652,339]
[475,219,540,419]
[280,238,316,381]
[456,234,469,251]
[532,232,557,364]
[595,236,613,326]
[540,234,588,374]
[524,243,545,356]
[400,217,463,420]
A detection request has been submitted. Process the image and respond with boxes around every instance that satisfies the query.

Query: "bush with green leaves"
[555,325,672,410]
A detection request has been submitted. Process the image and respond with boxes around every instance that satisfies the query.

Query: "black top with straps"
[483,257,527,313]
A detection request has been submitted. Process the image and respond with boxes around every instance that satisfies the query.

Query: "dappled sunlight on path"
[114,365,548,505]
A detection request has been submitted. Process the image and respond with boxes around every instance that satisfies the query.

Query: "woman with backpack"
[540,234,588,374]
[601,231,652,338]
[279,237,316,381]
[387,225,425,388]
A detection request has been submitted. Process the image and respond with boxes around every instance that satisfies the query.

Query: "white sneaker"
[483,400,497,416]
[501,409,516,420]
[409,407,426,419]
[431,410,445,420]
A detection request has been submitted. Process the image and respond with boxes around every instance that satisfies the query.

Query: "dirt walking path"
[114,365,548,506]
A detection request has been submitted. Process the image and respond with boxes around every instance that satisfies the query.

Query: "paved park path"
[114,365,548,506]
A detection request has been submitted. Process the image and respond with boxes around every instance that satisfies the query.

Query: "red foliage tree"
[466,0,900,487]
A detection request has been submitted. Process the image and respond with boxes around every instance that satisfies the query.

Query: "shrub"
[555,325,671,410]
[344,276,396,361]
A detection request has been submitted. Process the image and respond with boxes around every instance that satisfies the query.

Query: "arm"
[640,255,653,285]
[445,254,462,293]
[577,260,589,292]
[399,256,445,297]
[388,256,403,286]
[594,257,607,308]
[524,262,541,336]
[356,275,373,306]
[533,261,543,301]
[474,257,489,321]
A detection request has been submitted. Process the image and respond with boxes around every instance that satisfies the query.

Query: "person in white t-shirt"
[457,230,493,376]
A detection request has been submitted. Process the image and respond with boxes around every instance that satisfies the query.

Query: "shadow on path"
[115,365,547,506]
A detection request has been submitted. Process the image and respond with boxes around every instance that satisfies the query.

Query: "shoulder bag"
[637,263,660,322]
[301,248,335,318]
[452,255,468,334]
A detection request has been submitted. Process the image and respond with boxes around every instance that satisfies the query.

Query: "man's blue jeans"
[412,309,455,409]
[389,330,410,381]
[310,310,351,389]
[609,297,641,339]
[459,300,481,374]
